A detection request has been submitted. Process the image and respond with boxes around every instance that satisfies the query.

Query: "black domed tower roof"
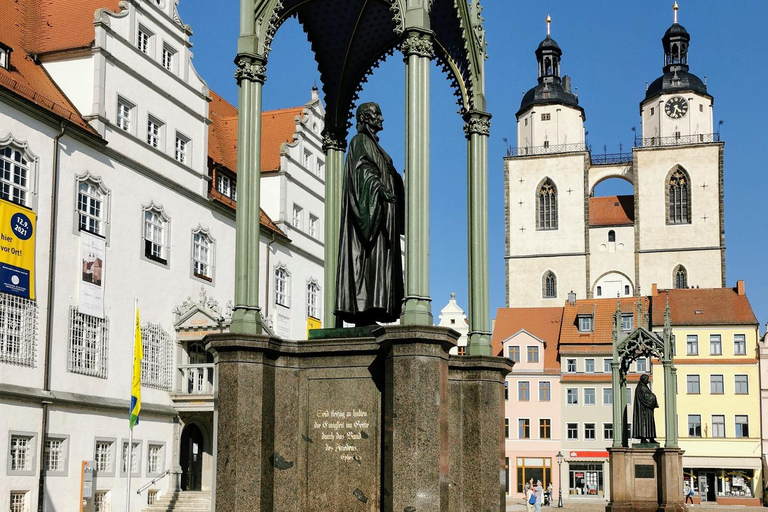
[518,16,583,118]
[644,3,712,102]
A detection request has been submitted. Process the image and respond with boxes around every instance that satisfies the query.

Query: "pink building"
[492,307,564,499]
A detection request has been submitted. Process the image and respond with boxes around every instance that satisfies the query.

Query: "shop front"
[684,457,762,506]
[565,451,609,498]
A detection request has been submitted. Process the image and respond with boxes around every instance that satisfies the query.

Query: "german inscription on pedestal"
[306,378,379,511]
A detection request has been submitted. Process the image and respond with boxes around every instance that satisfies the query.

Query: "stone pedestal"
[206,326,512,512]
[606,447,685,512]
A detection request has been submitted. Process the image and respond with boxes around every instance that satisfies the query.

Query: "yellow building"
[651,283,761,505]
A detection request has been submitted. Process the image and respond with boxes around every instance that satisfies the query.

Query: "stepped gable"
[0,0,95,131]
[491,306,563,370]
[650,287,758,327]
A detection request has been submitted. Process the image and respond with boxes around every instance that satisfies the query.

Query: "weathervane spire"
[673,2,679,24]
[546,14,552,36]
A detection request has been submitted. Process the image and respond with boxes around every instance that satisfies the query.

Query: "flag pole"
[127,298,138,512]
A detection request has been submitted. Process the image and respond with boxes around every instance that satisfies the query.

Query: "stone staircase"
[142,491,211,512]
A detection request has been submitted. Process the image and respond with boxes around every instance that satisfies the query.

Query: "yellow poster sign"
[307,316,322,338]
[0,199,36,299]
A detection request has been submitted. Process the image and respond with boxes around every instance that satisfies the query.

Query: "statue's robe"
[335,129,404,325]
[632,379,659,440]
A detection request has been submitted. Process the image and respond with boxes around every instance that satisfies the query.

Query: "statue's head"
[356,102,383,133]
[640,373,650,383]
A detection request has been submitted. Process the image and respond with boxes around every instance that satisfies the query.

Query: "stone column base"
[606,447,685,512]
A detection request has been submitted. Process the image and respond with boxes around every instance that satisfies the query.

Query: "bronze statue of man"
[632,373,659,444]
[335,102,405,326]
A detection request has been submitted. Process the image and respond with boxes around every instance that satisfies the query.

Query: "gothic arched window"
[537,178,558,230]
[674,265,688,289]
[542,271,557,299]
[667,168,691,225]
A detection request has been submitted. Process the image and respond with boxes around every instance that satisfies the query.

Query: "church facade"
[505,7,724,308]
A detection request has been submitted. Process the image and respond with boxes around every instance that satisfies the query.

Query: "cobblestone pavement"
[506,497,766,512]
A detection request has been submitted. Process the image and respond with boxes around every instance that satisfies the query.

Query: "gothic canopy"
[244,0,488,132]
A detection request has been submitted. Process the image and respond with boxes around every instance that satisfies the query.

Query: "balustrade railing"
[176,364,215,395]
[506,142,586,157]
[633,132,720,148]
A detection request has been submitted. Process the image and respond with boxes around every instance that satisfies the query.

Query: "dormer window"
[578,315,593,333]
[621,314,633,332]
[0,42,12,70]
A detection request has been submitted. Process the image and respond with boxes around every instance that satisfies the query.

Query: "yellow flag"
[129,306,142,428]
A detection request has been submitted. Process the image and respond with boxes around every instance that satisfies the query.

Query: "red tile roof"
[560,297,649,346]
[208,90,303,174]
[0,0,96,132]
[650,287,758,327]
[492,307,563,370]
[26,0,123,55]
[589,195,634,226]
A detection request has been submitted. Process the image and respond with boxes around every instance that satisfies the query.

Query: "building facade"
[437,293,469,355]
[504,8,724,308]
[0,1,326,511]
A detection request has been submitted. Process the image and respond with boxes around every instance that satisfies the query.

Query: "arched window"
[537,178,558,230]
[191,227,215,282]
[274,265,290,307]
[596,286,602,297]
[306,280,320,320]
[542,271,557,299]
[667,168,691,224]
[608,230,616,242]
[674,265,687,289]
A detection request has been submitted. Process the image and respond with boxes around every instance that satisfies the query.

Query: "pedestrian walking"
[685,484,695,505]
[535,480,543,512]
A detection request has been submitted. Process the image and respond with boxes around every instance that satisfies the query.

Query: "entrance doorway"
[180,423,203,491]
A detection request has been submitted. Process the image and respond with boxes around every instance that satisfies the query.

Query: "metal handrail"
[633,132,720,148]
[590,152,633,165]
[506,142,586,157]
[137,469,170,494]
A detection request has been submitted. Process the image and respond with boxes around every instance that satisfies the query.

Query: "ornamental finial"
[546,15,552,36]
[673,2,679,24]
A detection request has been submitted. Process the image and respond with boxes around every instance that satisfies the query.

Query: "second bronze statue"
[335,102,405,326]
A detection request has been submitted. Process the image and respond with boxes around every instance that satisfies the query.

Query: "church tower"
[505,17,589,307]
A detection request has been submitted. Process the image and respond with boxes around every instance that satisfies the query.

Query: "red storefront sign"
[568,451,609,458]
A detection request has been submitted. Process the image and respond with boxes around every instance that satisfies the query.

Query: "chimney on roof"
[737,280,745,296]
[651,283,658,296]
[567,290,576,305]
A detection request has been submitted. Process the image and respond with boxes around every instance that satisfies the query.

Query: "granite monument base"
[606,447,685,512]
[206,325,512,512]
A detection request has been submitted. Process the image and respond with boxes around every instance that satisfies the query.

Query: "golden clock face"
[665,96,688,119]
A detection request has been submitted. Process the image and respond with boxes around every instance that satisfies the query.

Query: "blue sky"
[179,1,768,329]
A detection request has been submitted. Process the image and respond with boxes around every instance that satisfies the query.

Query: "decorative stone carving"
[234,55,267,85]
[463,111,491,138]
[172,286,222,322]
[321,129,348,152]
[262,0,284,59]
[388,0,404,35]
[401,31,435,60]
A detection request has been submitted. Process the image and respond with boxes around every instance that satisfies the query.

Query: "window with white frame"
[539,381,551,401]
[141,323,172,390]
[527,346,539,363]
[603,422,613,440]
[626,387,632,405]
[116,97,134,132]
[44,437,67,474]
[308,214,318,238]
[584,423,596,440]
[585,358,595,372]
[77,175,109,237]
[67,307,109,378]
[686,335,698,355]
[603,358,612,372]
[566,359,576,372]
[686,374,700,394]
[216,173,236,200]
[0,292,38,367]
[734,334,747,355]
[688,414,701,437]
[710,374,724,394]
[709,334,722,355]
[121,441,140,475]
[174,133,189,164]
[621,314,633,332]
[147,444,163,475]
[735,415,749,437]
[603,387,613,405]
[566,423,578,440]
[292,204,303,230]
[303,150,312,171]
[566,388,578,405]
[0,145,31,206]
[636,358,647,372]
[162,44,176,72]
[94,491,108,512]
[518,381,530,401]
[734,374,749,394]
[711,415,725,438]
[10,434,34,473]
[94,440,114,474]
[137,25,153,54]
[584,388,596,405]
[274,266,289,307]
[146,115,163,149]
[578,315,593,332]
[192,229,214,281]
[143,206,169,265]
[508,346,520,362]
[10,492,27,512]
[306,280,320,320]
[316,160,325,179]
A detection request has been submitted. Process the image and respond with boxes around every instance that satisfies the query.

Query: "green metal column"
[322,129,347,327]
[400,29,434,326]
[662,295,678,447]
[610,310,623,447]
[464,110,492,355]
[231,51,267,335]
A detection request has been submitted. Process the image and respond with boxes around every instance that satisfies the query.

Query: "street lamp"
[556,451,564,508]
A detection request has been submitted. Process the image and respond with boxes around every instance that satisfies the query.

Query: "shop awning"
[566,450,609,462]
[684,457,761,469]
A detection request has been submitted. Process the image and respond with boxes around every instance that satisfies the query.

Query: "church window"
[608,230,615,242]
[542,271,557,298]
[667,168,691,224]
[624,285,630,296]
[673,265,687,289]
[141,322,172,390]
[536,179,557,230]
[596,286,602,297]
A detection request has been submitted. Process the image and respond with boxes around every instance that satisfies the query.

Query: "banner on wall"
[307,316,321,338]
[80,231,105,318]
[0,199,36,300]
